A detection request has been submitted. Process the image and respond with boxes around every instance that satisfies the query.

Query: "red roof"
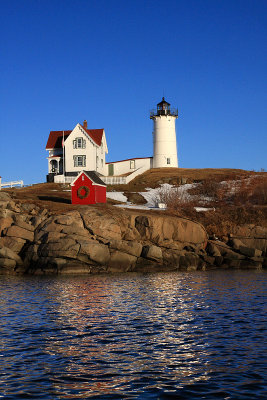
[46,131,72,149]
[83,128,103,146]
[46,126,104,149]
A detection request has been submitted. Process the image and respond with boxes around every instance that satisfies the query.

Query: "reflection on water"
[0,270,266,399]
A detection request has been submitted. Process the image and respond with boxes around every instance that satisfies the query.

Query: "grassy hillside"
[108,168,260,192]
[3,168,267,237]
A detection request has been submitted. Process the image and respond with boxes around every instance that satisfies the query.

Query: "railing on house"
[102,165,151,185]
[54,174,128,186]
[0,180,24,189]
[101,176,127,185]
[54,175,76,184]
[54,165,151,186]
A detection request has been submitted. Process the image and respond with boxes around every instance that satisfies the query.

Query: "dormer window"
[73,137,86,149]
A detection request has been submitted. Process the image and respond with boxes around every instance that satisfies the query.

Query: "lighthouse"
[150,97,178,168]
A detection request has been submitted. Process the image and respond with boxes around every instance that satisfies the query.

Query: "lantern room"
[157,97,171,115]
[150,97,178,118]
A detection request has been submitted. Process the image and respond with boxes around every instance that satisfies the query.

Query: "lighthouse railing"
[150,108,178,117]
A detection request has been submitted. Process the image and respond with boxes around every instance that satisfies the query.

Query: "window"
[73,155,86,167]
[167,158,170,165]
[130,160,135,169]
[73,137,86,149]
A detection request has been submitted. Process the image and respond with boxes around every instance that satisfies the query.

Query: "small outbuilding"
[71,171,106,205]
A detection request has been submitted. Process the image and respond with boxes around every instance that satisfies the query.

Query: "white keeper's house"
[46,97,179,184]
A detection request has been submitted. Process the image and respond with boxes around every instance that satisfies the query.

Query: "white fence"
[54,165,151,186]
[54,174,127,185]
[54,175,128,185]
[54,175,75,184]
[102,165,150,185]
[101,176,127,185]
[0,179,24,189]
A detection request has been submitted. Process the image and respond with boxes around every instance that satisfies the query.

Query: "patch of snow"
[108,181,219,211]
[106,192,127,203]
[220,175,261,196]
[139,184,172,207]
[115,203,165,211]
[110,183,205,210]
[115,204,151,210]
[140,183,198,207]
[194,207,215,212]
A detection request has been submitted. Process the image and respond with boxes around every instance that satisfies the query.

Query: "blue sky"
[0,0,266,184]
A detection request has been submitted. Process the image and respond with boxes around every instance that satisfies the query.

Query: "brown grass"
[162,180,267,237]
[3,169,267,237]
[107,168,258,192]
[231,176,267,205]
[185,206,267,237]
[139,169,267,237]
[186,174,267,206]
[4,183,120,213]
[187,178,224,201]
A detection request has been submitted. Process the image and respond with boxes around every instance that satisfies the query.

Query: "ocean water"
[0,270,266,399]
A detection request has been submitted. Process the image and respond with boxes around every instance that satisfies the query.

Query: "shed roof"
[84,171,106,186]
[72,170,106,186]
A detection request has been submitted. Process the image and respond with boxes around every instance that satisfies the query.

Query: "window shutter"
[83,139,86,149]
[73,140,76,149]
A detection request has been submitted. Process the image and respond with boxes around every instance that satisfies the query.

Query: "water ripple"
[0,270,266,399]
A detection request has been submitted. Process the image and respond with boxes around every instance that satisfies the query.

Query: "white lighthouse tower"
[150,97,178,168]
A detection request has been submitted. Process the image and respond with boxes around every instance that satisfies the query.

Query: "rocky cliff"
[0,191,266,275]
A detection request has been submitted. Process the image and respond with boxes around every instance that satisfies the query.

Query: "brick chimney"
[83,120,88,129]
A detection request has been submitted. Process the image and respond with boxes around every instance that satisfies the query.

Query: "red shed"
[71,171,106,205]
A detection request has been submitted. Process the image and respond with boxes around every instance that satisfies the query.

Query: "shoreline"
[0,190,266,275]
